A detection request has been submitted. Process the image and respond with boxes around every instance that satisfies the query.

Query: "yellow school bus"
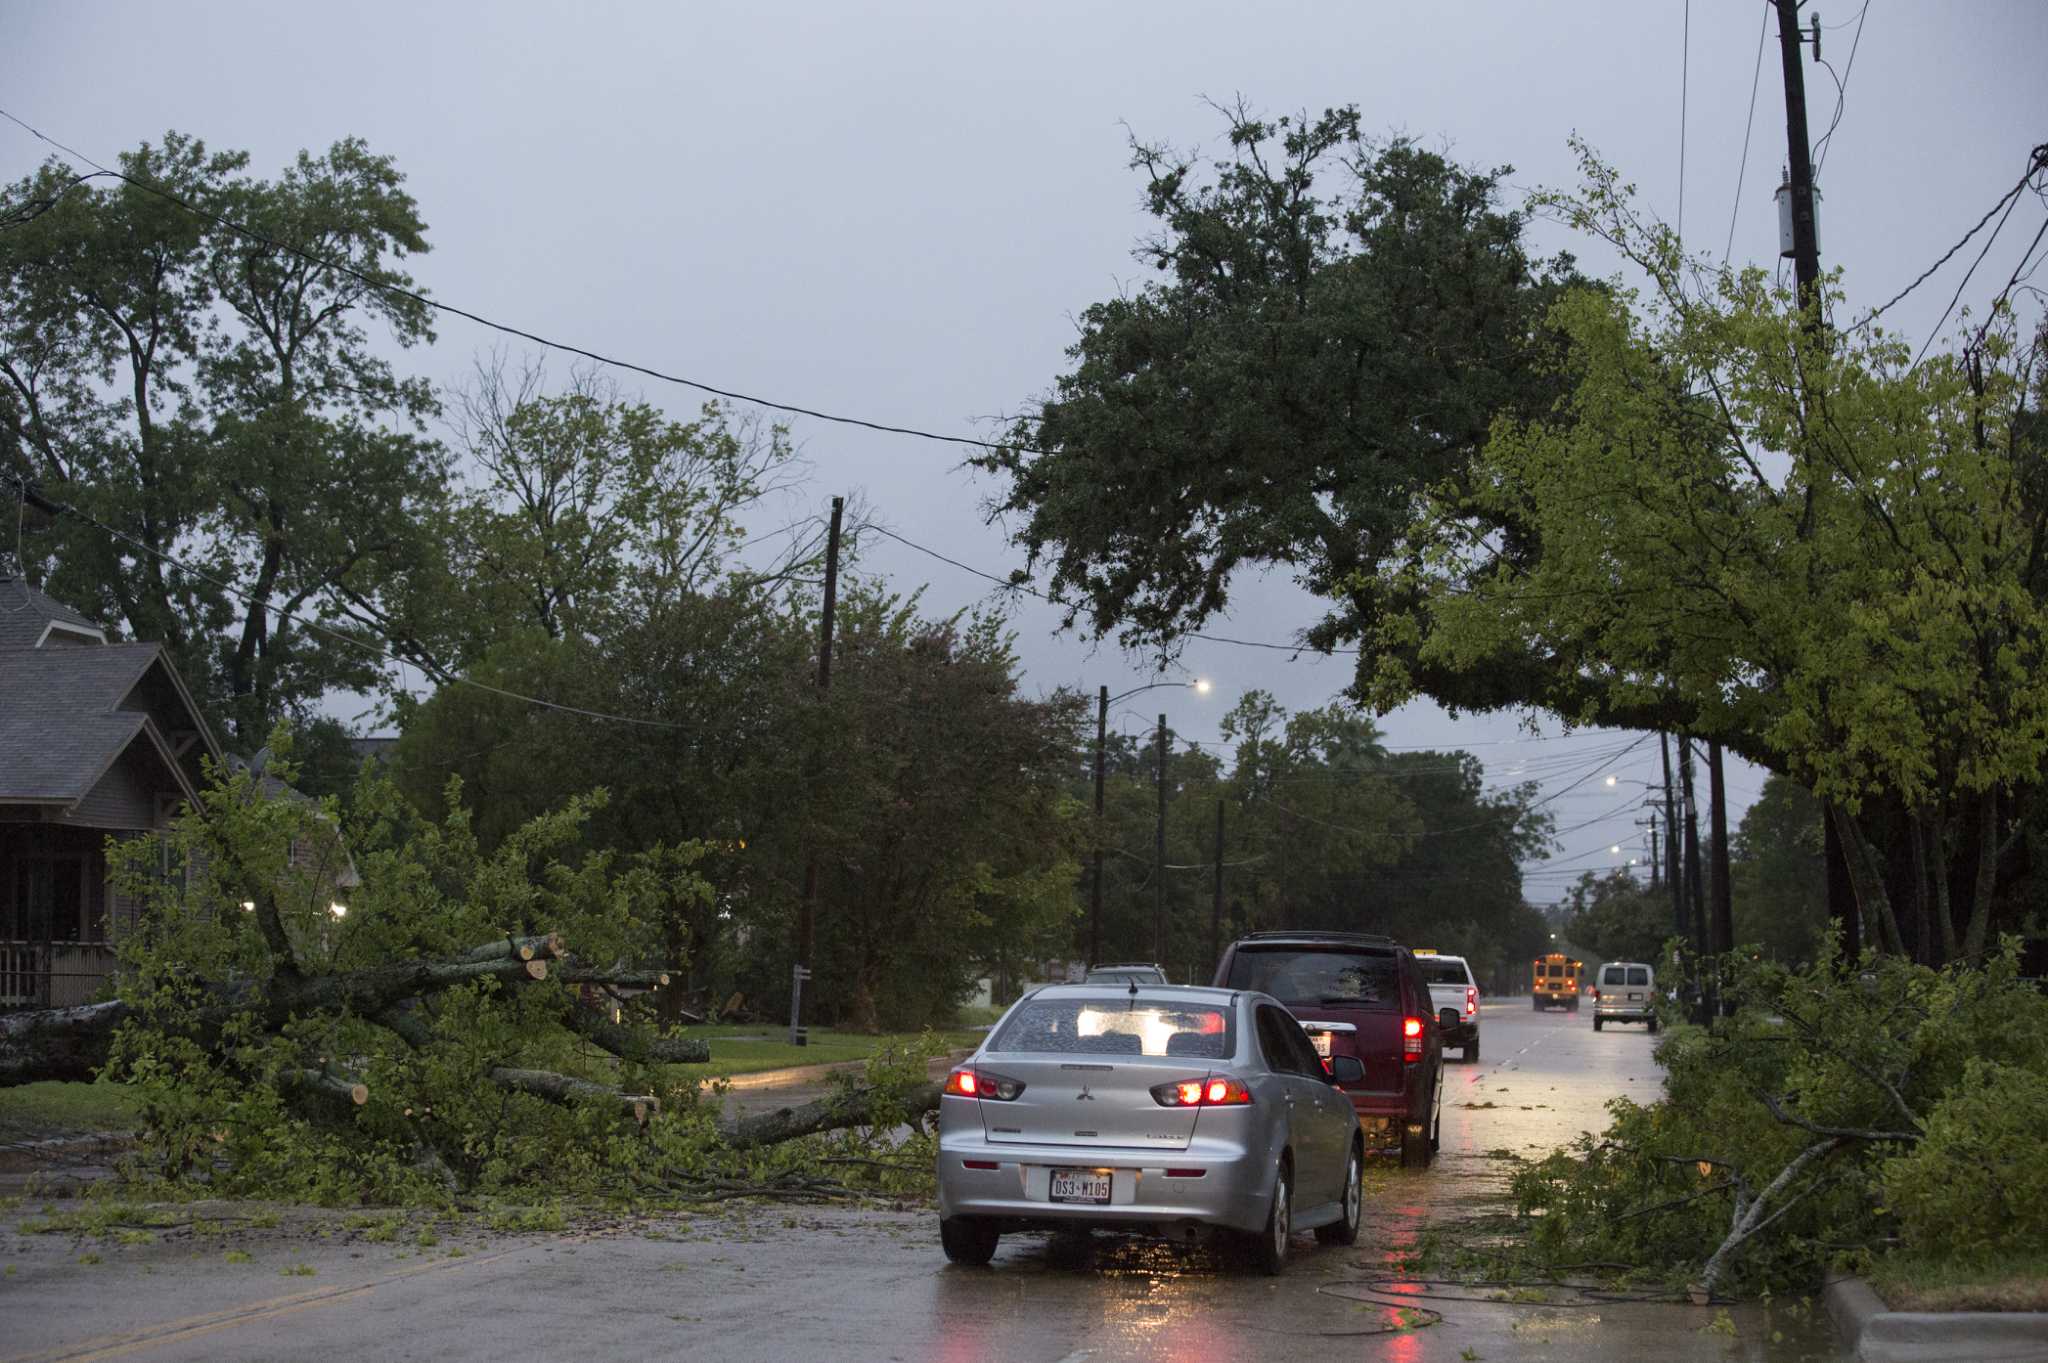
[1532,952,1582,1012]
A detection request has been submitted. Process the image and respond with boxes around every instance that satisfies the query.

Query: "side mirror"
[1327,1055,1365,1086]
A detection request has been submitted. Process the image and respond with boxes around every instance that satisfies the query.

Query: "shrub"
[1884,1059,2048,1257]
[1506,937,2048,1296]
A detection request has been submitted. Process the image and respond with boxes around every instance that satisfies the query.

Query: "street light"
[1091,678,1213,970]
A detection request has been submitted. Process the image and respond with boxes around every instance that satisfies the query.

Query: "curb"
[1825,1276,2048,1363]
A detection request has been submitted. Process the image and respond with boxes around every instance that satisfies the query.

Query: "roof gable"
[0,645,221,806]
[0,576,106,649]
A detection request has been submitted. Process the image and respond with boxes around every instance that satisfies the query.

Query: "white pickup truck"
[1415,951,1481,1062]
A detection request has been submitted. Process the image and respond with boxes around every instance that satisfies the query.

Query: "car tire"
[1648,1016,1660,1034]
[939,1215,999,1266]
[1250,1163,1291,1275]
[1593,1016,1603,1031]
[1531,996,1542,1011]
[1316,1143,1364,1247]
[1463,1038,1479,1063]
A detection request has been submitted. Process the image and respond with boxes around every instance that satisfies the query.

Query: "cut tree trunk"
[488,1067,659,1126]
[0,934,692,1088]
[718,1081,941,1150]
[0,1000,133,1086]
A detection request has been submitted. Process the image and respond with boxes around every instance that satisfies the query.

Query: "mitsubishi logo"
[1074,1085,1096,1101]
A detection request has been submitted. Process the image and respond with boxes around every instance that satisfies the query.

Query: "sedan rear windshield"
[991,998,1236,1059]
[1224,948,1400,1010]
[1085,969,1166,986]
[1419,959,1471,986]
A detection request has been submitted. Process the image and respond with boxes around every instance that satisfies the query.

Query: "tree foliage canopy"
[1,133,446,739]
[1374,148,2048,958]
[977,105,1579,674]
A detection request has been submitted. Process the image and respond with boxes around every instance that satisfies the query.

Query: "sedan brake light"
[1150,1077,1252,1107]
[1402,1016,1424,1063]
[943,1067,1025,1101]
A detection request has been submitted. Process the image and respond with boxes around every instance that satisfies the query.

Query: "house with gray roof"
[1,575,223,1008]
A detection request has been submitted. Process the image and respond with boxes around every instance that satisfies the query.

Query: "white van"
[1592,961,1658,1032]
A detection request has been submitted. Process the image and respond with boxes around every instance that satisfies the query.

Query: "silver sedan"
[935,984,1365,1274]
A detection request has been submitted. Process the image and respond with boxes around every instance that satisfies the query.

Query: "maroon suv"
[1212,931,1443,1167]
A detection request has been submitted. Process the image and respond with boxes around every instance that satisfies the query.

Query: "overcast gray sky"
[8,1,2045,902]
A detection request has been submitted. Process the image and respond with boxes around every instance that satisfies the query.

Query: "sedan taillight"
[1150,1077,1252,1107]
[1402,1016,1424,1063]
[943,1067,1025,1101]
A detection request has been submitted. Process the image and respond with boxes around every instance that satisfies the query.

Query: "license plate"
[1627,993,1642,1001]
[1049,1169,1112,1204]
[1309,1031,1333,1057]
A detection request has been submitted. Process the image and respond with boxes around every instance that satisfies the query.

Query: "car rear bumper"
[1594,1004,1655,1021]
[1337,1087,1422,1149]
[935,1132,1272,1235]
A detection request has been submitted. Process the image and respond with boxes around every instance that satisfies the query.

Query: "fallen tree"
[3,753,956,1204]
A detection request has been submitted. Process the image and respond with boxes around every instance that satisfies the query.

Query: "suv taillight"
[1592,987,1601,1000]
[1151,1077,1252,1107]
[1402,1016,1423,1063]
[1465,986,1477,1017]
[943,1068,1025,1101]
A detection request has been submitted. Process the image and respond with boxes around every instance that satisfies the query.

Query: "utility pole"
[1774,0,1823,314]
[1660,733,1685,939]
[1703,736,1736,1015]
[1210,799,1225,982]
[1637,809,1662,889]
[790,495,843,1046]
[1708,742,1735,967]
[1090,686,1107,967]
[1680,737,1710,1022]
[1154,713,1168,967]
[1777,1,1861,955]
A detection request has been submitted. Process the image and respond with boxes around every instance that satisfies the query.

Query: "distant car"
[1212,931,1444,1168]
[1592,962,1659,1032]
[1414,951,1482,1062]
[1084,963,1169,987]
[936,984,1365,1274]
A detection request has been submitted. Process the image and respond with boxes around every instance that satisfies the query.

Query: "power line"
[1251,734,1651,843]
[1678,0,1690,250]
[1,469,686,731]
[1914,183,2030,367]
[0,107,1047,462]
[1851,142,2048,332]
[1725,2,1771,263]
[866,522,1366,659]
[1810,0,1870,177]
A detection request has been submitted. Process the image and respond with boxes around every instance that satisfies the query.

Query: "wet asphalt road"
[0,1002,1846,1362]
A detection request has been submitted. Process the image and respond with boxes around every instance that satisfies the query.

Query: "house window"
[6,857,97,943]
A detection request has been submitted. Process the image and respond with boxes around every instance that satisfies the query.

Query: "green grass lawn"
[679,1025,983,1082]
[0,1081,141,1141]
[1867,1250,2048,1312]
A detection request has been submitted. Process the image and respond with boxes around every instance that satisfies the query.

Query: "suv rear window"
[1419,959,1470,986]
[1224,947,1400,1010]
[991,998,1235,1058]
